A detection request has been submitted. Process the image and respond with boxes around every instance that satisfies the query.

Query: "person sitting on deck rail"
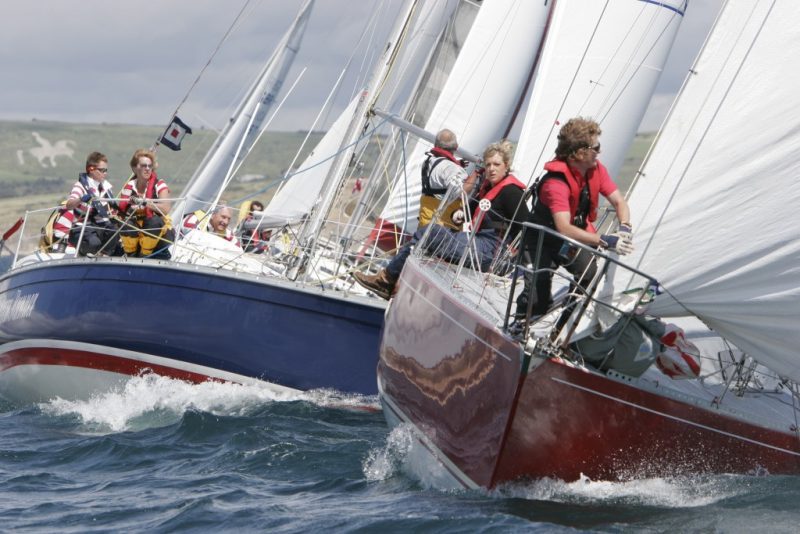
[117,149,174,259]
[516,117,633,321]
[353,140,529,300]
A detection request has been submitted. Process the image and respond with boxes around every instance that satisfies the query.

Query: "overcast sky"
[0,0,724,134]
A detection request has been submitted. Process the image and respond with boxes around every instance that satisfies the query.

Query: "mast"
[289,0,421,277]
[339,0,472,247]
[172,0,315,218]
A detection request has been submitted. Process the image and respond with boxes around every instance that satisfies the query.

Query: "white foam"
[363,424,462,489]
[497,473,741,507]
[39,373,378,433]
[363,424,414,482]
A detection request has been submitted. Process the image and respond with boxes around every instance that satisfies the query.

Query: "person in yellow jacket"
[417,129,474,229]
[118,149,174,259]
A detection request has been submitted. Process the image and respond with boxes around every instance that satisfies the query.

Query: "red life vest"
[471,174,526,232]
[542,159,606,224]
[120,173,160,219]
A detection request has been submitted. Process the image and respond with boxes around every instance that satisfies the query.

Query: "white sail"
[173,0,314,217]
[379,0,553,233]
[513,0,686,185]
[295,0,421,258]
[261,0,459,228]
[618,1,800,382]
[259,92,361,226]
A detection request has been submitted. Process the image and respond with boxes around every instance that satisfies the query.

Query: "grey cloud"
[1,0,721,132]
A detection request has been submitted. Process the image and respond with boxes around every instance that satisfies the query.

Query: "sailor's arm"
[146,190,172,215]
[552,211,603,247]
[606,190,630,226]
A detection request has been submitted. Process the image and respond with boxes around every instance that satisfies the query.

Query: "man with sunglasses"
[61,151,121,256]
[517,117,632,321]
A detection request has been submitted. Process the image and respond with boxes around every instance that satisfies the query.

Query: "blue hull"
[0,258,385,396]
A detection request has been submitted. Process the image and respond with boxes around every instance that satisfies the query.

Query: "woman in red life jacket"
[353,140,529,300]
[117,149,174,259]
[519,117,633,319]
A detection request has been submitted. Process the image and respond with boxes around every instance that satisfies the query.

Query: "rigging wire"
[155,0,254,149]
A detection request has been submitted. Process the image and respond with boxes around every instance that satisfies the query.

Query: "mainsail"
[379,0,554,234]
[513,0,686,185]
[616,0,800,383]
[172,0,314,218]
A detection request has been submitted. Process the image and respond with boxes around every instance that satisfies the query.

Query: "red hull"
[378,259,800,488]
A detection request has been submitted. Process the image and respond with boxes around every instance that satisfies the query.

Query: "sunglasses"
[95,167,108,173]
[585,143,601,153]
[137,163,153,169]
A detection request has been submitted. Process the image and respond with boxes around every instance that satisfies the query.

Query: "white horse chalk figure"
[28,132,76,168]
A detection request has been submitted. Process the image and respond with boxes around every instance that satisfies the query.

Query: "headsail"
[616,1,800,382]
[259,92,362,227]
[172,0,314,218]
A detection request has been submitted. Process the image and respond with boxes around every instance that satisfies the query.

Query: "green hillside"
[0,118,655,246]
[0,119,329,234]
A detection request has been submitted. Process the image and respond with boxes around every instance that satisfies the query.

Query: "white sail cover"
[513,0,686,185]
[618,1,800,382]
[380,0,553,233]
[173,0,314,217]
[259,93,361,226]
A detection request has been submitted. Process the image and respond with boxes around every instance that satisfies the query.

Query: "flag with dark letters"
[161,116,193,151]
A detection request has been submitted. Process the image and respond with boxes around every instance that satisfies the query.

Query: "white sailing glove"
[600,232,634,255]
[617,222,633,242]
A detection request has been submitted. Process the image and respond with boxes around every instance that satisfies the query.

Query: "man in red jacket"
[519,117,633,319]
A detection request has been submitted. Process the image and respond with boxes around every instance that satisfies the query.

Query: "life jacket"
[419,147,465,229]
[76,173,111,223]
[38,201,70,250]
[471,174,526,233]
[528,159,606,237]
[121,174,160,220]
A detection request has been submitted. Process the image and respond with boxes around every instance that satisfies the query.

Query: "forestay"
[513,0,686,186]
[614,1,800,382]
[379,0,553,234]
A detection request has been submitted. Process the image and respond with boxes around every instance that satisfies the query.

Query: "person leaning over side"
[117,148,174,259]
[62,151,122,256]
[353,140,528,299]
[417,128,471,229]
[517,116,633,320]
